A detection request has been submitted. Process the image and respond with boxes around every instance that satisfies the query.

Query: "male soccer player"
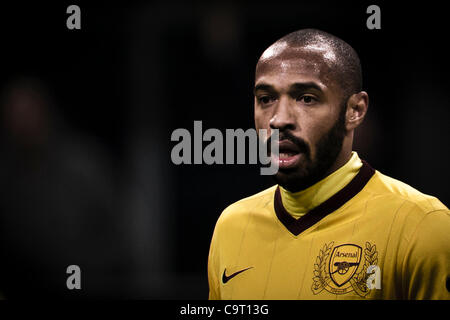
[208,29,450,299]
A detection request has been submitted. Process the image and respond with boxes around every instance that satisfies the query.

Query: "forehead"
[255,42,338,89]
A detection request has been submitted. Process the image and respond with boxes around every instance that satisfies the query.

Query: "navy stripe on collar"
[274,160,375,236]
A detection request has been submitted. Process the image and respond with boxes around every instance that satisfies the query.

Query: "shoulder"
[366,169,449,250]
[367,170,448,214]
[214,185,277,230]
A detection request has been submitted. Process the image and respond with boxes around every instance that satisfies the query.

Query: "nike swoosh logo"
[222,267,253,284]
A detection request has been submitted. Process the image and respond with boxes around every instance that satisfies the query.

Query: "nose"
[269,96,296,132]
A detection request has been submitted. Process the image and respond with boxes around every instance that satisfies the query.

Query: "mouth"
[273,140,303,170]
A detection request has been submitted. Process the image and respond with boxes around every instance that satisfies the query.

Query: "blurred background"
[0,0,448,299]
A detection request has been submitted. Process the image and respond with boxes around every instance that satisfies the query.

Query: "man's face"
[254,45,348,192]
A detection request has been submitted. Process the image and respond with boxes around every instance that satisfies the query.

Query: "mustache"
[265,130,310,156]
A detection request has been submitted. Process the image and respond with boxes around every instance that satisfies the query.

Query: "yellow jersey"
[208,154,450,299]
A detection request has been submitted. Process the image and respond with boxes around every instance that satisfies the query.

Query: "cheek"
[301,109,336,153]
[254,107,269,131]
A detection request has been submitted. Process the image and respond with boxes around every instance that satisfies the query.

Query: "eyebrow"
[254,82,323,95]
[289,82,323,93]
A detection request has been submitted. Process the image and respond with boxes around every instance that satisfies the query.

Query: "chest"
[218,212,399,299]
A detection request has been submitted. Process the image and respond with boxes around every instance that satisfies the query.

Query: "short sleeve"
[402,210,450,299]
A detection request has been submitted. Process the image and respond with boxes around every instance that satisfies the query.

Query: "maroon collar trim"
[274,160,375,236]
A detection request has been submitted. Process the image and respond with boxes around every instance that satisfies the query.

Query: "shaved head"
[256,28,362,102]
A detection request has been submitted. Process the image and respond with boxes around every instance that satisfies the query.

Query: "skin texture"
[254,42,369,192]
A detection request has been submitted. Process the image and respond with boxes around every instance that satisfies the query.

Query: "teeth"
[279,152,294,158]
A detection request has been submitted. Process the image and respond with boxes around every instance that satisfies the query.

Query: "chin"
[274,166,313,193]
[273,159,334,193]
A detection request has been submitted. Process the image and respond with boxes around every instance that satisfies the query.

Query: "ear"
[345,91,368,131]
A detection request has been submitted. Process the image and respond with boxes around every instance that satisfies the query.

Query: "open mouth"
[274,140,303,169]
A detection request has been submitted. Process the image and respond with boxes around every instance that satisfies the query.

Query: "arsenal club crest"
[311,241,379,297]
[329,244,362,287]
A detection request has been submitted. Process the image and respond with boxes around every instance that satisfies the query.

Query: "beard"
[273,103,347,193]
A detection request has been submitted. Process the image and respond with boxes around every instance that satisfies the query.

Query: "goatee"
[273,104,347,193]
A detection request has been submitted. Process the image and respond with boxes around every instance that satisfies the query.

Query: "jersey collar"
[274,160,375,236]
[279,152,363,218]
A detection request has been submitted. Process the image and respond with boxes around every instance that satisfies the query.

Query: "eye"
[297,95,317,104]
[258,96,275,105]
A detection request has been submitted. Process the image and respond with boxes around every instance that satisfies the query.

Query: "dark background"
[0,0,448,299]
